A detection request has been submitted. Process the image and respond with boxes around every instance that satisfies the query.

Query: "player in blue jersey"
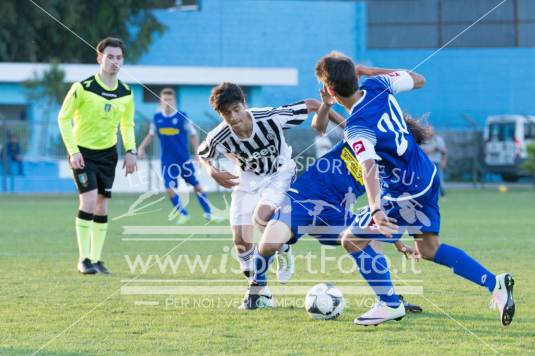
[313,51,514,326]
[242,91,423,312]
[138,88,218,223]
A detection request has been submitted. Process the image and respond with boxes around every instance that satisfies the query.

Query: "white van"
[484,115,535,181]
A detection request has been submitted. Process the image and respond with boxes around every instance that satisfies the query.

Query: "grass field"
[1,189,535,355]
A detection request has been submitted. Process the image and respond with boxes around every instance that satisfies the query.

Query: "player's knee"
[340,233,355,252]
[418,244,438,261]
[166,188,175,198]
[79,191,98,213]
[94,201,108,216]
[253,205,274,232]
[257,241,275,256]
[415,234,440,261]
[341,233,367,253]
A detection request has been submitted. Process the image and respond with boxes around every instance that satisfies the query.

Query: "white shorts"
[230,163,295,226]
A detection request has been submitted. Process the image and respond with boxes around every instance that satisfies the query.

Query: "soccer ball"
[305,283,345,320]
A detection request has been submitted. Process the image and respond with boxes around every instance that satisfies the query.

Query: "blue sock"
[434,243,496,293]
[196,192,212,215]
[350,245,401,307]
[253,251,275,286]
[170,195,188,216]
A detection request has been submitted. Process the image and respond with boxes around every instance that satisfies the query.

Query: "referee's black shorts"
[71,145,118,198]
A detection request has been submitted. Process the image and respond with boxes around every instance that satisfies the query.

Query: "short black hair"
[96,37,126,57]
[209,82,245,114]
[315,51,358,98]
[160,87,176,97]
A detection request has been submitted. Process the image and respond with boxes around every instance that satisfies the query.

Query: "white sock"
[237,245,256,274]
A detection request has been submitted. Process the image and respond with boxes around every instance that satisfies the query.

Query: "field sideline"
[1,190,534,355]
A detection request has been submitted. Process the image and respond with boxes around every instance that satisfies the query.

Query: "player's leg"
[76,189,98,274]
[181,160,216,220]
[90,193,111,274]
[341,231,402,306]
[232,224,255,279]
[89,148,118,274]
[253,220,293,284]
[243,193,302,309]
[255,169,296,284]
[415,233,515,325]
[340,206,406,325]
[412,173,514,325]
[254,203,294,283]
[242,220,293,309]
[342,231,405,325]
[72,158,99,275]
[252,204,275,232]
[164,163,189,223]
[230,189,259,281]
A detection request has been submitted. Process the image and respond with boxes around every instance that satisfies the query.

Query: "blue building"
[1,0,534,192]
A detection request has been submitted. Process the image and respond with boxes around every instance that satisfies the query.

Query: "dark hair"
[96,37,125,56]
[209,82,245,114]
[160,87,176,97]
[404,113,433,145]
[315,51,358,98]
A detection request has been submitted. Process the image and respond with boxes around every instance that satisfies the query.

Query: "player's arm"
[185,119,199,160]
[58,83,84,169]
[438,136,448,169]
[360,159,398,237]
[198,133,238,189]
[190,135,199,160]
[356,65,425,90]
[276,99,319,130]
[120,94,137,175]
[312,87,346,134]
[345,128,398,236]
[137,125,155,159]
[394,240,421,260]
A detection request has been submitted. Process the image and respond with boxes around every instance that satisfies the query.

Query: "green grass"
[1,190,534,355]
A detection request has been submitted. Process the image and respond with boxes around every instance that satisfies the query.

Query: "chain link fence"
[0,116,489,193]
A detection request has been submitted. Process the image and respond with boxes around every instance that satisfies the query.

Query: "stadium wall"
[366,48,535,129]
[3,0,535,192]
[138,0,362,113]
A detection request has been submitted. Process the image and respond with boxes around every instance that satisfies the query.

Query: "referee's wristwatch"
[126,149,138,156]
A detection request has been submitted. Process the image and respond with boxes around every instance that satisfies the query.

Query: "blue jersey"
[292,141,366,206]
[151,111,196,164]
[344,71,436,200]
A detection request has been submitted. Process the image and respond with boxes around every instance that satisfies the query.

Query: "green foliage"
[0,0,167,63]
[22,61,69,105]
[522,141,535,174]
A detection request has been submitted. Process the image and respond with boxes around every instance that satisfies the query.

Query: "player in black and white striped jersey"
[199,102,310,176]
[198,82,324,286]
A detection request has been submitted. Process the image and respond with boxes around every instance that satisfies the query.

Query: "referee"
[58,37,137,274]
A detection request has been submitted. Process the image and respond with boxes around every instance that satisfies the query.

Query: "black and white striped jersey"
[198,101,308,175]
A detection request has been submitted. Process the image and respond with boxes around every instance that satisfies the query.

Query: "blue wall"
[138,0,362,127]
[3,1,534,132]
[367,48,535,129]
[136,0,535,130]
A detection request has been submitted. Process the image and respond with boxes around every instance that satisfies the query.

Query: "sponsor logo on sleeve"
[351,140,366,155]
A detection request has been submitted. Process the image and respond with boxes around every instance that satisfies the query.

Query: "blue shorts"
[349,175,441,243]
[272,191,355,246]
[161,160,199,189]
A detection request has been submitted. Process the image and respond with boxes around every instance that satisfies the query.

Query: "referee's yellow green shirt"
[58,74,136,155]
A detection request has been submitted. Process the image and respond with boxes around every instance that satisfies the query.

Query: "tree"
[0,0,168,63]
[522,142,535,188]
[22,62,69,158]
